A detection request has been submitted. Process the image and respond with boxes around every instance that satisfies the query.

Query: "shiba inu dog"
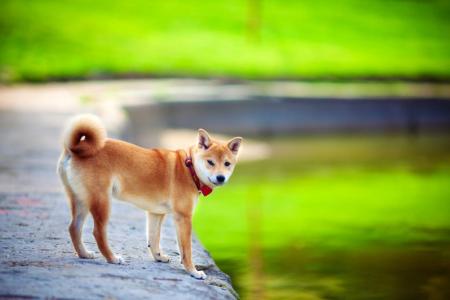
[57,114,242,279]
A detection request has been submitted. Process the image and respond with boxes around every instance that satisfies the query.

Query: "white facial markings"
[193,151,213,187]
[193,151,235,187]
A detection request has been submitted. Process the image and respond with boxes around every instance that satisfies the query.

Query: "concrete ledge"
[125,97,450,138]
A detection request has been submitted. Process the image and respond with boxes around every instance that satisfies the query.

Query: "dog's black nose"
[216,175,225,183]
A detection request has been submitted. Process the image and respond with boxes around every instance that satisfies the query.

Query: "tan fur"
[57,114,242,279]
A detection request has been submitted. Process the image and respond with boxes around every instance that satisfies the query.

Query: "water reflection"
[264,245,450,300]
[218,239,450,299]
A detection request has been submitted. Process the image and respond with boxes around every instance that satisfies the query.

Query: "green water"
[193,134,450,300]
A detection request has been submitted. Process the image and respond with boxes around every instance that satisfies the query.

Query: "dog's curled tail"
[63,114,107,158]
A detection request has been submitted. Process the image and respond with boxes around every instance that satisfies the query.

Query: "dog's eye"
[224,161,231,167]
[207,160,215,166]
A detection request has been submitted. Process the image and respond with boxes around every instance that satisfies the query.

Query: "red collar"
[185,157,213,196]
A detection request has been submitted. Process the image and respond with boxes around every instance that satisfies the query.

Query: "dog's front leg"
[174,213,206,279]
[147,212,170,262]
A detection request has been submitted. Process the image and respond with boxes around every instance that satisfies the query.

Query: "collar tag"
[200,185,213,196]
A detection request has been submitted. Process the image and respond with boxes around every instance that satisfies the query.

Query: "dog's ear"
[198,129,212,150]
[227,137,242,155]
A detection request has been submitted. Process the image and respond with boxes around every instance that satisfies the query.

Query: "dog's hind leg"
[90,194,123,264]
[57,153,94,259]
[146,212,170,263]
[68,192,94,259]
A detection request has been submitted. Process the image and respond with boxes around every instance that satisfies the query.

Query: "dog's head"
[192,129,242,188]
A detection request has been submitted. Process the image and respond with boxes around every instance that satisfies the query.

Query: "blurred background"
[1,0,450,299]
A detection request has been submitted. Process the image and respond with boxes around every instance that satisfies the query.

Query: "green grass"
[1,0,450,82]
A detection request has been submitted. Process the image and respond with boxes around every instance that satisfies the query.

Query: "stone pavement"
[0,88,237,299]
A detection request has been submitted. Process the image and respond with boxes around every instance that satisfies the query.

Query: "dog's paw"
[79,251,95,259]
[190,270,207,280]
[155,253,170,263]
[108,255,125,264]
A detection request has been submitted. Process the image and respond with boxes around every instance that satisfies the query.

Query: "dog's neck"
[185,147,213,196]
